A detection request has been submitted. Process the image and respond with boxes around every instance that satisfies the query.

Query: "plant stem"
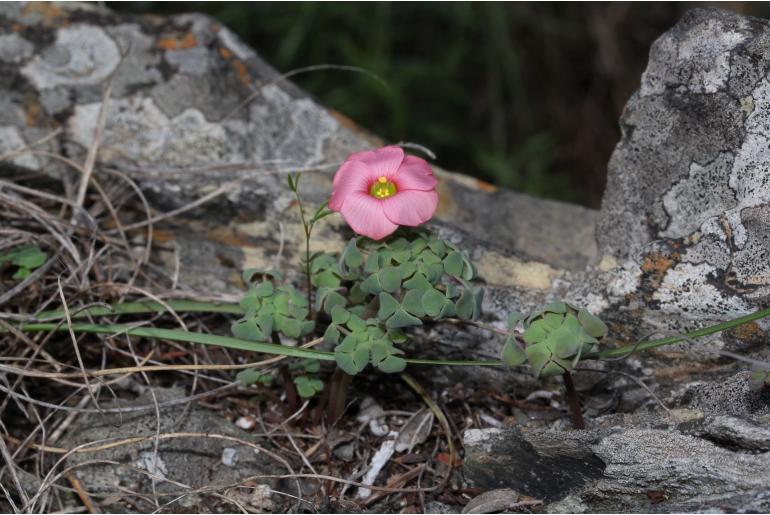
[562,371,584,429]
[291,180,314,316]
[8,303,770,370]
[326,368,352,424]
[589,305,770,359]
[280,365,299,414]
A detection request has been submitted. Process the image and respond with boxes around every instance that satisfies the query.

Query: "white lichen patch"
[661,153,737,239]
[0,126,41,170]
[0,33,34,63]
[68,96,248,167]
[22,25,120,89]
[134,451,168,479]
[251,84,340,167]
[641,17,749,96]
[653,262,753,320]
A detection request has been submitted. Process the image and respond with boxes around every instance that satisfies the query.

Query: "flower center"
[369,176,397,199]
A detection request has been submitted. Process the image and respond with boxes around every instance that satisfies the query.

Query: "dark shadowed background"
[110,2,766,207]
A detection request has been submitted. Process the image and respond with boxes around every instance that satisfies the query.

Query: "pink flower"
[329,146,439,240]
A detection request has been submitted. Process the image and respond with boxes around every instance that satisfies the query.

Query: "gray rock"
[61,388,296,512]
[697,414,770,451]
[462,427,605,502]
[464,424,770,513]
[598,7,770,325]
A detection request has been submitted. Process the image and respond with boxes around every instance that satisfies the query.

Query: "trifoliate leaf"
[376,354,407,373]
[360,274,381,295]
[392,250,411,264]
[330,305,351,325]
[398,261,417,279]
[378,292,400,320]
[455,289,475,320]
[364,251,382,274]
[401,289,427,317]
[578,309,608,338]
[347,314,367,333]
[240,292,261,313]
[378,266,402,292]
[410,238,428,255]
[323,291,346,314]
[276,315,302,338]
[501,336,527,366]
[443,251,464,278]
[231,318,268,342]
[525,343,551,377]
[403,273,432,291]
[386,309,423,329]
[342,239,363,268]
[294,375,324,398]
[549,323,581,359]
[523,320,549,345]
[324,324,340,344]
[237,368,272,386]
[421,287,447,317]
[313,270,341,288]
[253,281,274,297]
[427,239,446,256]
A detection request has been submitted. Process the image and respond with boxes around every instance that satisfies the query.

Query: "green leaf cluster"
[501,302,608,377]
[322,232,482,374]
[231,271,315,342]
[0,245,47,279]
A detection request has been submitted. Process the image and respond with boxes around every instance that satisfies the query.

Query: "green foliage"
[294,375,324,397]
[320,231,482,374]
[0,245,47,279]
[502,302,608,377]
[236,368,273,387]
[232,276,315,342]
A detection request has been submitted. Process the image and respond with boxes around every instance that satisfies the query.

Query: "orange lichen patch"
[23,94,48,128]
[157,32,198,51]
[475,179,497,193]
[653,361,728,380]
[218,47,233,60]
[231,59,252,88]
[21,2,66,27]
[729,321,764,341]
[150,229,177,243]
[207,226,256,248]
[641,251,677,275]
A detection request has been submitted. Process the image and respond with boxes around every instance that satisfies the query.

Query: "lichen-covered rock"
[598,8,770,330]
[464,420,770,513]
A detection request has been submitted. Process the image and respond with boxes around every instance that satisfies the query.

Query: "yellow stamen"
[370,176,397,199]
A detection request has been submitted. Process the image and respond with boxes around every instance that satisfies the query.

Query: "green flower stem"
[13,302,770,369]
[33,300,244,321]
[588,306,770,359]
[14,322,334,361]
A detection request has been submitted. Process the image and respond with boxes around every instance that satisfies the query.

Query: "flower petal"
[349,146,404,179]
[381,189,439,227]
[340,191,399,240]
[393,155,437,191]
[329,160,376,210]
